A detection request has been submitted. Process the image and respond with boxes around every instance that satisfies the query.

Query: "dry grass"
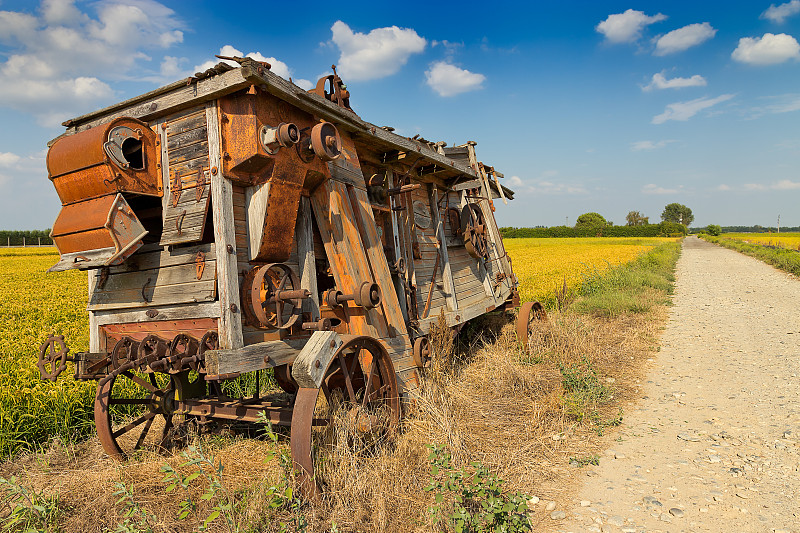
[0,305,666,532]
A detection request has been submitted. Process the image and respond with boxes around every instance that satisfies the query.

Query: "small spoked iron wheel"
[95,341,176,459]
[516,301,547,349]
[290,335,400,498]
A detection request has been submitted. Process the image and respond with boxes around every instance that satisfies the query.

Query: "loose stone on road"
[556,237,800,533]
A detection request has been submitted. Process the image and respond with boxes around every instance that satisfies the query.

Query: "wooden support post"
[291,331,344,388]
[245,181,270,261]
[428,184,457,312]
[296,196,320,319]
[88,270,101,353]
[207,101,243,350]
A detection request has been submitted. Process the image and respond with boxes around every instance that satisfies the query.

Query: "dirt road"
[555,237,800,532]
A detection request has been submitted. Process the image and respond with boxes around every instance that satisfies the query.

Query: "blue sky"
[1,0,799,229]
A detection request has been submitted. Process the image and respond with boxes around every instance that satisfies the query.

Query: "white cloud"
[330,20,426,81]
[744,183,767,191]
[596,9,667,44]
[716,184,731,191]
[749,93,800,117]
[762,0,800,23]
[507,175,524,187]
[425,61,486,97]
[631,140,675,151]
[642,184,678,195]
[193,46,311,89]
[652,94,734,124]
[643,71,707,91]
[0,0,185,125]
[773,179,800,189]
[654,22,716,55]
[732,33,800,65]
[0,152,22,167]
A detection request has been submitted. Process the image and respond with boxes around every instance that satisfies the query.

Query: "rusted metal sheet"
[48,117,162,204]
[49,193,148,272]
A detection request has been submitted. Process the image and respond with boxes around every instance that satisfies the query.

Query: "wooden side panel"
[160,108,211,245]
[88,245,216,311]
[410,186,449,318]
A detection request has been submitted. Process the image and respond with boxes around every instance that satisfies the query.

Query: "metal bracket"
[171,172,182,207]
[195,250,206,280]
[196,168,206,202]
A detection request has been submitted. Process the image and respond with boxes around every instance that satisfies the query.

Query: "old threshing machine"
[37,57,540,494]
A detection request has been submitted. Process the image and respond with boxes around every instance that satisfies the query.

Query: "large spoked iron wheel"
[516,301,547,349]
[94,366,176,459]
[290,336,400,498]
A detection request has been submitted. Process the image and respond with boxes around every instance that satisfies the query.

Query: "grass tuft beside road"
[698,234,800,277]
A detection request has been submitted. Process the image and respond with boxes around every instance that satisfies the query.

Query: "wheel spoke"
[122,371,159,394]
[112,410,157,438]
[360,358,377,411]
[133,415,155,450]
[337,351,357,402]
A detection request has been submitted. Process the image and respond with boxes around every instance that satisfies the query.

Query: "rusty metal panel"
[47,117,162,205]
[49,193,147,272]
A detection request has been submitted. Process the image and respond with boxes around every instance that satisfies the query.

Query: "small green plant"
[0,475,61,532]
[569,455,600,467]
[591,409,623,436]
[425,445,531,533]
[560,356,611,421]
[112,481,156,533]
[160,442,242,532]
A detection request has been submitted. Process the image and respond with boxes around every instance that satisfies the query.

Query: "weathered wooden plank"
[166,111,206,133]
[311,180,383,338]
[347,185,408,339]
[94,258,216,295]
[109,243,214,273]
[246,181,269,261]
[204,338,307,375]
[88,280,216,311]
[167,125,208,151]
[94,301,221,326]
[208,102,244,350]
[168,141,209,163]
[291,331,344,388]
[88,268,101,352]
[297,197,320,318]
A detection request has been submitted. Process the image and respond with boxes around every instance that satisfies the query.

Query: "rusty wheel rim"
[94,367,175,460]
[516,301,547,349]
[243,263,303,329]
[290,336,400,498]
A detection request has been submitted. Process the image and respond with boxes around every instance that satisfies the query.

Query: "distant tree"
[575,212,608,229]
[661,203,694,227]
[706,224,721,236]
[625,211,649,226]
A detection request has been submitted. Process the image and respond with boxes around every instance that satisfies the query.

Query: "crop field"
[0,238,678,458]
[505,237,681,305]
[718,232,800,250]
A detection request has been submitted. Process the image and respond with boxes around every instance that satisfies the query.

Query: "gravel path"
[555,236,800,533]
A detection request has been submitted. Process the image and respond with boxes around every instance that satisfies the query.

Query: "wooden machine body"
[48,60,518,397]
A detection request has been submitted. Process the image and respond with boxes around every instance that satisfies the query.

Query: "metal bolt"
[315,360,321,369]
[229,303,238,313]
[329,340,336,349]
[227,244,234,254]
[211,166,218,175]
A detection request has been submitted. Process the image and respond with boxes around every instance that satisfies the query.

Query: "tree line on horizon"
[0,230,53,246]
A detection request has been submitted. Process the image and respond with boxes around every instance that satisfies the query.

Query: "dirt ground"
[541,237,800,532]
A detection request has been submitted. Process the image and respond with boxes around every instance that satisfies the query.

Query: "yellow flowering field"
[0,247,95,457]
[506,237,681,304]
[0,238,679,457]
[720,232,800,250]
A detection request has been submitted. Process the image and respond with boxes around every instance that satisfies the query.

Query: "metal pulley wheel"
[241,263,306,330]
[412,336,432,368]
[460,203,488,259]
[290,336,400,498]
[38,334,70,381]
[516,301,548,349]
[111,337,140,370]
